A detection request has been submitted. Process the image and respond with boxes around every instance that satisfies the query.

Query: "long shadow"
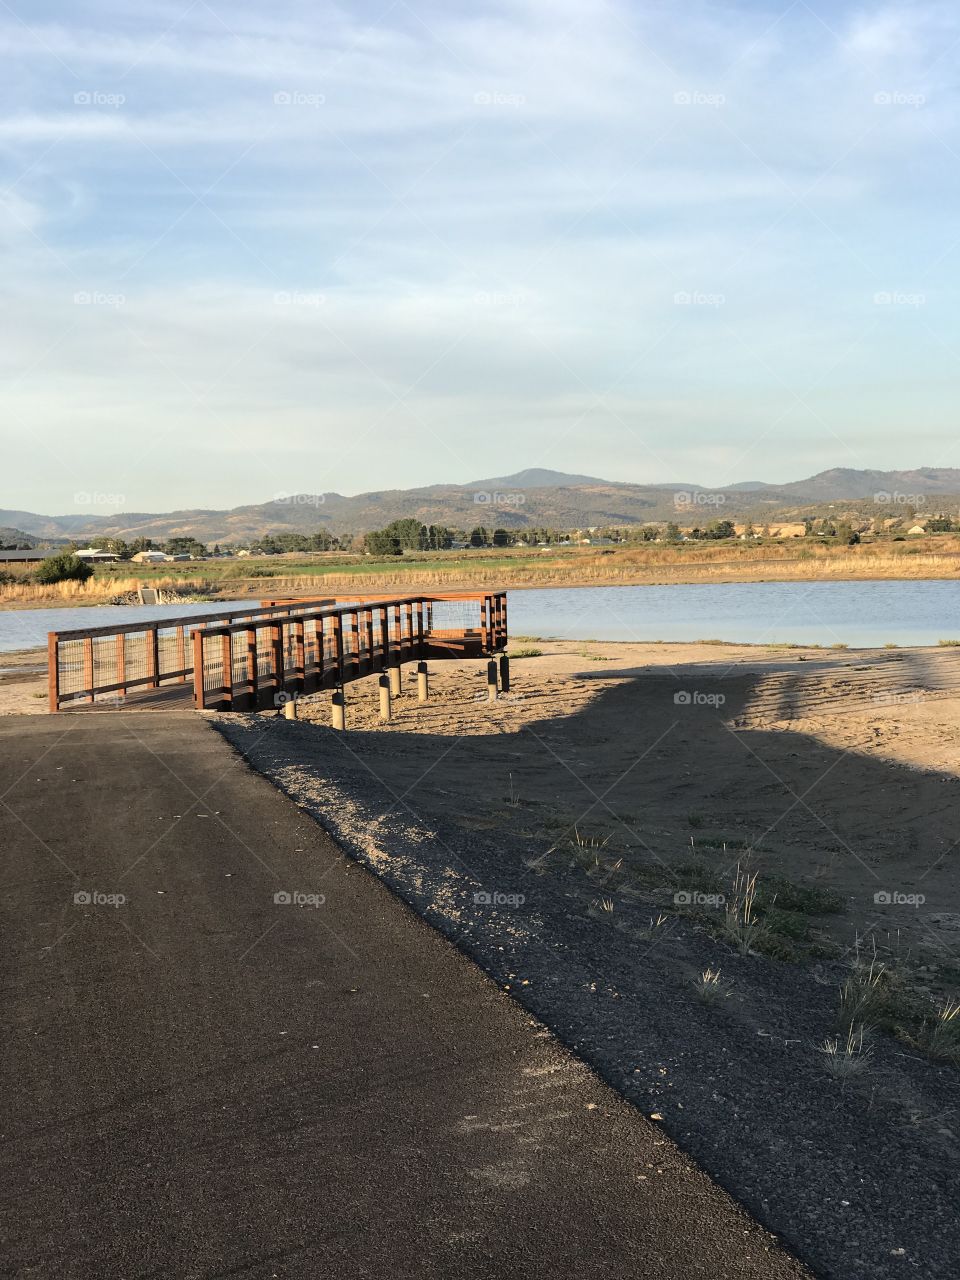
[222,651,960,1280]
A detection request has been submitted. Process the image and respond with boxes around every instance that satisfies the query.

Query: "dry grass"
[820,1025,872,1078]
[693,967,729,1004]
[723,865,773,956]
[0,575,209,605]
[4,537,960,607]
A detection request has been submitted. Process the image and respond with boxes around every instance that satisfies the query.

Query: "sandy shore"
[278,637,960,965]
[0,649,47,714]
[213,636,960,1280]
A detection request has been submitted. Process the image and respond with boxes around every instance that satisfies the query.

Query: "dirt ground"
[10,636,960,978]
[217,638,960,1279]
[285,638,960,987]
[0,650,47,715]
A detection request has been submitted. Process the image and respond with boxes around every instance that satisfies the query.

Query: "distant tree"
[704,519,736,540]
[425,524,453,550]
[309,529,338,551]
[365,529,403,556]
[491,528,511,546]
[163,536,208,558]
[664,522,681,542]
[35,552,93,584]
[469,526,489,547]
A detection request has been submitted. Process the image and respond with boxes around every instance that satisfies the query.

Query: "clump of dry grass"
[723,864,772,955]
[837,941,890,1033]
[820,1025,872,1078]
[693,967,729,1004]
[901,998,960,1064]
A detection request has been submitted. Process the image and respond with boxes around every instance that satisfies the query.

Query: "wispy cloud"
[2,0,960,511]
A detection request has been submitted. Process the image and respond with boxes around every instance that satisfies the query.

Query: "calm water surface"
[506,580,960,648]
[0,600,254,652]
[2,581,959,652]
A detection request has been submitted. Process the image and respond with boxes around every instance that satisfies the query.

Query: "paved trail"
[0,714,809,1279]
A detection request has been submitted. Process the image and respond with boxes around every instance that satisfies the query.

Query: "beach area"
[205,634,960,1278]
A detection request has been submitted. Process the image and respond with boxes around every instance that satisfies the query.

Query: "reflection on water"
[0,600,255,652]
[505,580,960,648]
[2,580,959,653]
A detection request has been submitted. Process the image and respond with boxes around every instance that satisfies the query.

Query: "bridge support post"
[499,653,510,694]
[389,657,402,697]
[417,661,429,702]
[331,689,346,731]
[283,697,298,720]
[487,659,498,702]
[379,674,392,721]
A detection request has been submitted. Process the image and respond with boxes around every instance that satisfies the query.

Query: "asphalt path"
[0,713,811,1279]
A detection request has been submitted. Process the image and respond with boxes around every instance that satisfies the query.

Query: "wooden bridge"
[48,592,508,713]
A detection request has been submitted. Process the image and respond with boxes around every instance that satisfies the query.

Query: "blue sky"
[2,0,959,514]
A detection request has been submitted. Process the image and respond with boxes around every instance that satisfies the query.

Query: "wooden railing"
[47,601,330,711]
[192,592,507,712]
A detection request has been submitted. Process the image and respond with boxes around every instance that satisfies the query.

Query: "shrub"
[34,553,93,584]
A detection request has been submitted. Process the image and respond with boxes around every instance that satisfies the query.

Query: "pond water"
[0,600,254,652]
[505,580,960,648]
[2,580,959,653]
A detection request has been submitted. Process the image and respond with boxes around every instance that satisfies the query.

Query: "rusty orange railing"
[192,592,507,712]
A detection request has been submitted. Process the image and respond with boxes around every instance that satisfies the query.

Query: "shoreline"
[3,545,960,610]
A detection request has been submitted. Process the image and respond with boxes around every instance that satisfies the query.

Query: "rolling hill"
[4,468,960,544]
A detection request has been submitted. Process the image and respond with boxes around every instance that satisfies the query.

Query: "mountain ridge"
[5,468,960,544]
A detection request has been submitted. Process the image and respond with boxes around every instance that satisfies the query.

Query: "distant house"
[131,550,171,564]
[0,548,47,563]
